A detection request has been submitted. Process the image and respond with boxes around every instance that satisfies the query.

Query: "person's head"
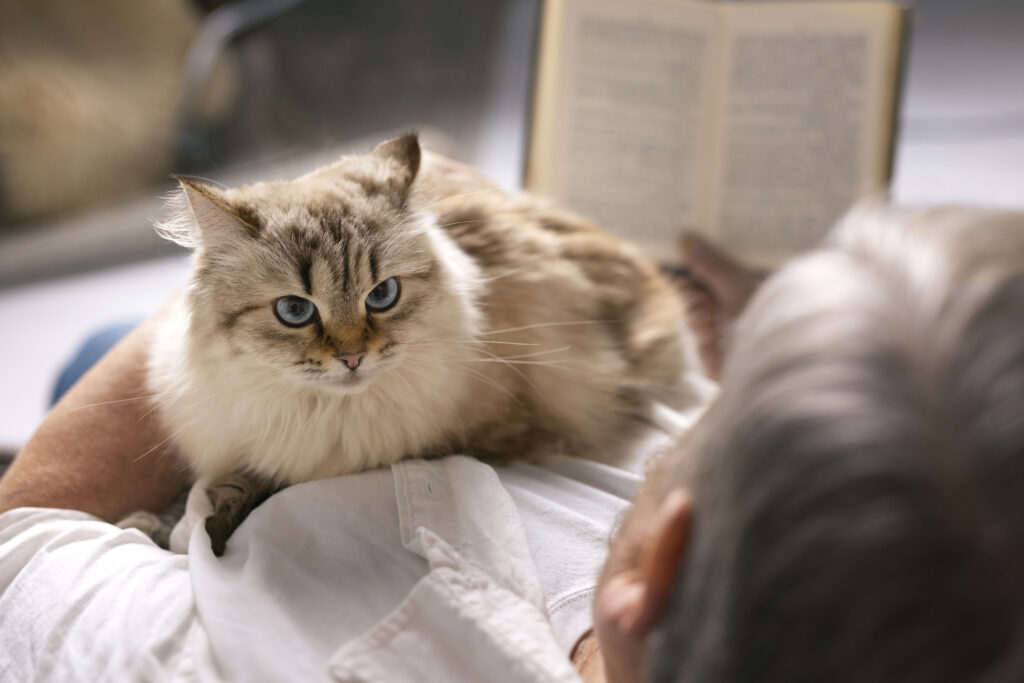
[597,206,1024,682]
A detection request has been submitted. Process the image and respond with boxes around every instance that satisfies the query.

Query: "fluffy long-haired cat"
[130,135,709,553]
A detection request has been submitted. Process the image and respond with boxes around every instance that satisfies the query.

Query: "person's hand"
[665,234,765,379]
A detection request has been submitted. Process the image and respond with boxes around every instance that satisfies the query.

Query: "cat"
[124,135,710,554]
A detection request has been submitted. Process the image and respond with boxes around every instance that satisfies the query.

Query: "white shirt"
[0,453,648,682]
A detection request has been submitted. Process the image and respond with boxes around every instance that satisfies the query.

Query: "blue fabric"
[51,323,138,406]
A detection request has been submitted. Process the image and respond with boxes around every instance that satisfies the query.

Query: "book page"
[709,2,903,264]
[528,0,723,254]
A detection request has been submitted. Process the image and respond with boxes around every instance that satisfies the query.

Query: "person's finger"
[680,233,763,320]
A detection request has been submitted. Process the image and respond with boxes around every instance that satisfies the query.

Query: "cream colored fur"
[149,218,482,483]
[149,137,708,487]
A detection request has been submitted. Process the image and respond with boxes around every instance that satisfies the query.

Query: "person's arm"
[0,309,186,520]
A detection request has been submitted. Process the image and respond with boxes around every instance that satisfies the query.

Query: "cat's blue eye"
[274,296,318,327]
[365,277,400,312]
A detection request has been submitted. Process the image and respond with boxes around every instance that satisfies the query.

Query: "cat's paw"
[117,510,176,549]
[203,471,280,556]
[204,511,233,557]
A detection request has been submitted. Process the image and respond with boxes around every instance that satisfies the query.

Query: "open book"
[527,0,906,265]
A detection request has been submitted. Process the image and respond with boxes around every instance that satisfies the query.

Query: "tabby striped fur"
[149,135,709,487]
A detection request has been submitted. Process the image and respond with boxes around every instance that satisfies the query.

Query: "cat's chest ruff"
[174,359,464,485]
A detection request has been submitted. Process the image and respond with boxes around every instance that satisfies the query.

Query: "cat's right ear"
[156,177,258,251]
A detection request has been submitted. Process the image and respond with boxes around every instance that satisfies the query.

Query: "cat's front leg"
[116,485,190,549]
[204,470,281,556]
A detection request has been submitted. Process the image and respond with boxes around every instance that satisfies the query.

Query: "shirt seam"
[548,585,595,616]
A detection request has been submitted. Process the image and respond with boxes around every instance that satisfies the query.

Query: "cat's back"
[415,153,709,462]
[416,150,665,298]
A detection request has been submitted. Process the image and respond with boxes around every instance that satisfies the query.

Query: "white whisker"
[133,420,193,463]
[463,346,553,410]
[462,357,573,368]
[69,393,169,412]
[496,345,573,360]
[433,219,489,230]
[403,354,524,408]
[480,320,612,336]
[71,364,283,415]
[401,339,541,348]
[416,187,501,213]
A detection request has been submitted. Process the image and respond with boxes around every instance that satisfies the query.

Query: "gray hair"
[652,206,1024,682]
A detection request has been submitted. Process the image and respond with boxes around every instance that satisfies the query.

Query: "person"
[0,246,730,679]
[0,303,704,681]
[8,202,1019,683]
[590,205,1024,682]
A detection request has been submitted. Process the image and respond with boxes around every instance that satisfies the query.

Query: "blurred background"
[1,0,1022,450]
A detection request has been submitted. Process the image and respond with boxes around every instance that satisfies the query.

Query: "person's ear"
[594,489,692,683]
[633,488,693,632]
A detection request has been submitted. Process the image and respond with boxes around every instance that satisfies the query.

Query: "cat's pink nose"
[337,352,366,370]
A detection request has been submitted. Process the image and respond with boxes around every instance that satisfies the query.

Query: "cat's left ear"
[372,134,421,201]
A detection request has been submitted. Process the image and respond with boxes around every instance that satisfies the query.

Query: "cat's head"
[160,135,480,394]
